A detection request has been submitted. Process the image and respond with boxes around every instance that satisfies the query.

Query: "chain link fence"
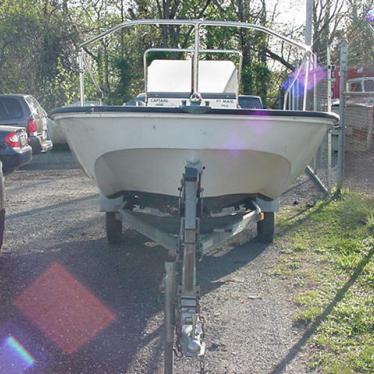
[312,49,341,195]
[284,42,373,198]
[331,42,373,197]
[338,90,374,196]
[283,52,339,195]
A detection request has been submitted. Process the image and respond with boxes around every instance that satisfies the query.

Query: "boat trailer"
[101,161,277,373]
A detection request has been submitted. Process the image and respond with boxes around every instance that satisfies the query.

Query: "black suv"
[0,94,53,154]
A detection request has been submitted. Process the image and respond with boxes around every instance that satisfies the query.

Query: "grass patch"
[276,192,374,373]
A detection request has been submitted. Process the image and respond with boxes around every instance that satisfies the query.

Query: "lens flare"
[0,335,34,373]
[6,336,34,366]
[14,262,116,354]
[367,9,374,22]
[282,63,327,97]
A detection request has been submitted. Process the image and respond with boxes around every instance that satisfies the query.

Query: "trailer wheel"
[105,212,122,244]
[257,212,275,243]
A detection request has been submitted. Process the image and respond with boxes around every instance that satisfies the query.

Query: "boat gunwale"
[51,106,339,121]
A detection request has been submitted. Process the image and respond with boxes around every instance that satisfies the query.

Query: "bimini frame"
[77,19,312,109]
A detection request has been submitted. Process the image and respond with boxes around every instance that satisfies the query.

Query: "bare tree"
[312,0,345,63]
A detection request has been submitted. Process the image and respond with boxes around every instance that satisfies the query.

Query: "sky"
[267,0,308,27]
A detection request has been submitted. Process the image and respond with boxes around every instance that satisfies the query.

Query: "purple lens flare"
[0,335,34,373]
[367,9,374,22]
[282,63,327,97]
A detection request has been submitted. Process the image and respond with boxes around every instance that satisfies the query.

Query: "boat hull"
[52,107,336,206]
[95,148,290,200]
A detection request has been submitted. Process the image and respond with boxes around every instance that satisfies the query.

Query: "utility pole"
[305,0,313,46]
[303,0,313,110]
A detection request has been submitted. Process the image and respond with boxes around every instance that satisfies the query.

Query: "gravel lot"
[0,150,322,374]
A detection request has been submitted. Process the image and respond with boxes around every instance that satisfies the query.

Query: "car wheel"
[257,212,275,243]
[0,161,5,251]
[105,212,122,244]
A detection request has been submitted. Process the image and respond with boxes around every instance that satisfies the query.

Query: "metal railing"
[77,19,310,106]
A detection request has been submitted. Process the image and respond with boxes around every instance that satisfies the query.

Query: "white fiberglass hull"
[52,108,336,203]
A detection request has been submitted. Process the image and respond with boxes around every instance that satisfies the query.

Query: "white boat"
[51,20,338,214]
[51,19,339,368]
[50,19,341,232]
[52,105,334,208]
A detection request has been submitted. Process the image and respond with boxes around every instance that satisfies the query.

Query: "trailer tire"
[105,212,122,244]
[257,212,275,243]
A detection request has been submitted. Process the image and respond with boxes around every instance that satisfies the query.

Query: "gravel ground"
[0,150,323,374]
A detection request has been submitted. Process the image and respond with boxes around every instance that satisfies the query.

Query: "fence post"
[78,48,85,106]
[336,40,348,194]
[327,45,332,112]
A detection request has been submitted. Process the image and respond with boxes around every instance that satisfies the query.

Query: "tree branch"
[265,48,293,70]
